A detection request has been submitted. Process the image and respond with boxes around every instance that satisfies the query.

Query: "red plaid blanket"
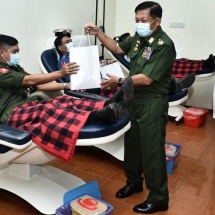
[100,87,119,98]
[172,58,203,78]
[7,96,105,161]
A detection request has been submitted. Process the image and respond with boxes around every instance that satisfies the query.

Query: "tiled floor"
[1,113,215,215]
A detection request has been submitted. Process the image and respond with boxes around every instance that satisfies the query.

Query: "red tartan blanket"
[7,96,105,161]
[172,58,203,78]
[100,87,119,98]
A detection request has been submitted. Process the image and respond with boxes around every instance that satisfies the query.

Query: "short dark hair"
[0,34,18,49]
[54,34,70,57]
[135,1,162,19]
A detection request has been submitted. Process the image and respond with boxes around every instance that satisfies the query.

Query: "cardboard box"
[183,107,209,128]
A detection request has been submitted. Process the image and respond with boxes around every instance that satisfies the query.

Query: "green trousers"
[124,96,169,206]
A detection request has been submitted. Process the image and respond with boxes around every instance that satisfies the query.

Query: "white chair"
[0,112,130,214]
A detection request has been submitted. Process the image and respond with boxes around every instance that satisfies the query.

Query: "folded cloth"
[7,96,105,161]
[172,58,203,78]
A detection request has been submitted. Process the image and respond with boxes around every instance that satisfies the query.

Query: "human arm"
[101,73,153,90]
[21,62,79,86]
[84,23,124,55]
[36,82,71,91]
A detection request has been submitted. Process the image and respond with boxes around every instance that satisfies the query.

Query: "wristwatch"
[117,77,123,87]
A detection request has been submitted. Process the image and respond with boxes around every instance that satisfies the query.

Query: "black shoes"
[116,184,168,214]
[108,77,134,108]
[133,200,168,214]
[175,73,195,91]
[115,184,143,198]
[96,103,128,123]
[203,54,215,69]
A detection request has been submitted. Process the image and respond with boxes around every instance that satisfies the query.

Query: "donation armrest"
[0,124,32,152]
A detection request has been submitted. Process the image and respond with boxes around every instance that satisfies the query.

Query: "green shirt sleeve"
[0,64,29,123]
[0,67,27,88]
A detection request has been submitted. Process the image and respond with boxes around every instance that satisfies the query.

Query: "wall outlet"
[169,22,185,28]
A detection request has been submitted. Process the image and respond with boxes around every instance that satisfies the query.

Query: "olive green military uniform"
[119,27,176,206]
[0,62,30,124]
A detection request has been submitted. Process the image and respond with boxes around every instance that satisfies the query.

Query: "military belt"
[133,93,168,99]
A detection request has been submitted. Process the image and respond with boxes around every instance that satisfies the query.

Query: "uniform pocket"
[137,56,147,67]
[127,50,138,59]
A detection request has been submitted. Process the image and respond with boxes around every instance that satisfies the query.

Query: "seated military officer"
[0,34,134,161]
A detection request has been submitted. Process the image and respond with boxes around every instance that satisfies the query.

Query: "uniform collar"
[144,26,163,46]
[0,61,9,68]
[0,61,21,70]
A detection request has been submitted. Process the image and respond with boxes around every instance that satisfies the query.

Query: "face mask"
[135,18,157,37]
[3,51,20,66]
[66,42,75,52]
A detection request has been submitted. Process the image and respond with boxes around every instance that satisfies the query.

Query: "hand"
[101,73,118,90]
[84,23,101,35]
[60,62,80,76]
[105,59,118,65]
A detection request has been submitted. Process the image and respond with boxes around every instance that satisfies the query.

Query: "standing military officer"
[85,1,176,214]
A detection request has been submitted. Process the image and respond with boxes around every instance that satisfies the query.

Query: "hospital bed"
[39,36,130,161]
[0,34,132,214]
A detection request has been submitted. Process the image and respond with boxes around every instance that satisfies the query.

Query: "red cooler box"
[183,107,209,128]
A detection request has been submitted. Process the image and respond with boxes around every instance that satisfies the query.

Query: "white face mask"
[3,51,20,66]
[135,18,157,37]
[66,42,75,52]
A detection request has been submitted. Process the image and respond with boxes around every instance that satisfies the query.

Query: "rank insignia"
[142,47,152,61]
[149,37,154,44]
[0,68,9,74]
[158,39,164,45]
[133,40,141,51]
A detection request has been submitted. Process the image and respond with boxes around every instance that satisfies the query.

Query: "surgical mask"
[135,19,157,37]
[3,51,20,66]
[66,42,75,52]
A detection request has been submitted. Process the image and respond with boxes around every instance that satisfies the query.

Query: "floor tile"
[1,112,215,214]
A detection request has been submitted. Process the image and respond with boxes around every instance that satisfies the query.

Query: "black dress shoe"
[133,200,168,214]
[176,73,195,91]
[96,103,118,122]
[106,77,134,108]
[116,184,143,198]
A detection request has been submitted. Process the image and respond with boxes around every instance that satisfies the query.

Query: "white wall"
[0,0,96,73]
[114,0,215,59]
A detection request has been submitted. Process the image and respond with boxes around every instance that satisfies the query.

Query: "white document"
[70,45,101,90]
[100,62,124,79]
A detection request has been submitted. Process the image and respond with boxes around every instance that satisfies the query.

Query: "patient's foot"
[203,54,214,69]
[176,73,195,91]
[87,103,128,123]
[106,77,134,108]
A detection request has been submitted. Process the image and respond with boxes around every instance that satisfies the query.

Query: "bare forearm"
[21,62,79,87]
[22,71,64,86]
[37,82,69,91]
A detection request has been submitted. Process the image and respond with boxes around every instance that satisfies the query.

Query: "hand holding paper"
[100,62,124,80]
